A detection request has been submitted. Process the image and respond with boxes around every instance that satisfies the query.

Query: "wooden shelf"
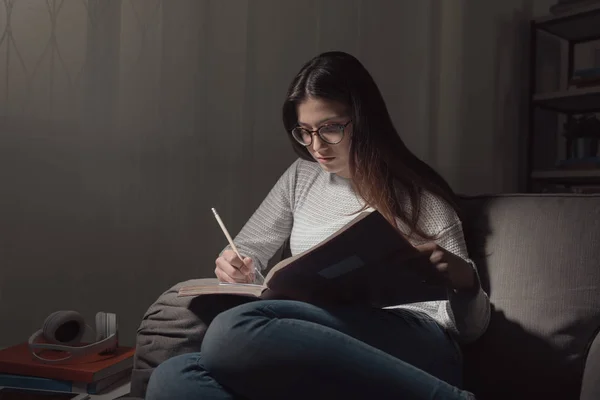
[533,86,600,113]
[535,4,600,42]
[532,169,600,183]
[528,5,600,193]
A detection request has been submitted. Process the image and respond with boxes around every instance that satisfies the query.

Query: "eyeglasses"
[291,120,351,146]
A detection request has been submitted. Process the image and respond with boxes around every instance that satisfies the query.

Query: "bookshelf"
[527,4,600,193]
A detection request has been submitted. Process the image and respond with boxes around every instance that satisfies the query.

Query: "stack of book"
[0,342,134,395]
[570,67,600,88]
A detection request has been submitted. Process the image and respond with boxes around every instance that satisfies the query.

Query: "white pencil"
[211,208,264,281]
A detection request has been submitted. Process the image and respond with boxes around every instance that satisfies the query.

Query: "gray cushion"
[130,278,255,398]
[459,194,600,399]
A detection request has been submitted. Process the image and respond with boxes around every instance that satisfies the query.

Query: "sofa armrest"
[580,329,600,400]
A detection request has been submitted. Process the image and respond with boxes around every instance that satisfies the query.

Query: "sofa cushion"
[459,194,600,399]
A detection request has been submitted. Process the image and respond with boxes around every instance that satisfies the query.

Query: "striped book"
[0,369,130,395]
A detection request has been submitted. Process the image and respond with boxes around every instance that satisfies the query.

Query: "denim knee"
[145,353,200,400]
[201,301,269,376]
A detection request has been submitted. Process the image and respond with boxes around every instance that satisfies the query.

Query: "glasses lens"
[319,125,344,144]
[292,128,311,145]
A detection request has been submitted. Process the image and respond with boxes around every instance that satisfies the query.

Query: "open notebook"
[179,210,448,307]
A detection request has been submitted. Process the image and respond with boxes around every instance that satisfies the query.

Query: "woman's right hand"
[215,249,255,283]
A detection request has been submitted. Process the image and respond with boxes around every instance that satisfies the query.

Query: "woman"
[146,51,489,400]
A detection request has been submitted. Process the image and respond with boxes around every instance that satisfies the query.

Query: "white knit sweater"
[226,159,490,344]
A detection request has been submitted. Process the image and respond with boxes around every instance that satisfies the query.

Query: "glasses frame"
[291,120,352,147]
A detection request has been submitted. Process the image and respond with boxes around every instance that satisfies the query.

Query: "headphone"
[28,311,118,363]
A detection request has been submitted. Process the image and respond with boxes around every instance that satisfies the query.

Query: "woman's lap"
[206,300,461,383]
[147,299,469,400]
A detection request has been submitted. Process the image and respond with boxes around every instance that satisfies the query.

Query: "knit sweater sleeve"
[434,221,491,343]
[221,160,298,272]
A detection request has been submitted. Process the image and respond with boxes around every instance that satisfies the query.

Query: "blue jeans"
[146,299,474,399]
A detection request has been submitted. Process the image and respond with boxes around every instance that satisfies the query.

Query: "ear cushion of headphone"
[43,311,85,345]
[95,312,107,342]
[106,312,118,349]
[95,312,118,351]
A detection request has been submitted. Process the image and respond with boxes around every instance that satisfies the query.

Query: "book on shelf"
[570,67,600,88]
[570,185,600,193]
[0,343,134,383]
[540,183,600,193]
[0,368,130,395]
[179,210,449,307]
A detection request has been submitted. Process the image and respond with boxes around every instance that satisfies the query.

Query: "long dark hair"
[282,51,460,240]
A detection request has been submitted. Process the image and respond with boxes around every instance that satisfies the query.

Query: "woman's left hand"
[415,242,476,291]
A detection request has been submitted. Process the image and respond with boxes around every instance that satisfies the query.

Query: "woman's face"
[296,97,353,178]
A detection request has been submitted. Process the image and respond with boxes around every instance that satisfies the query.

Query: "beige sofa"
[124,194,600,400]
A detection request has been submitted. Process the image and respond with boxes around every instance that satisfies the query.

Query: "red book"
[0,343,134,383]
